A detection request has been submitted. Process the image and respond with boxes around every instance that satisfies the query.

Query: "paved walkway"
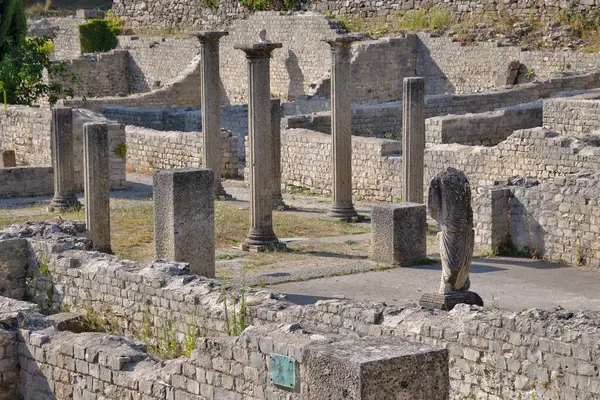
[270,257,600,311]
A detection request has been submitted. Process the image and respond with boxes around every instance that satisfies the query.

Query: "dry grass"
[0,199,370,262]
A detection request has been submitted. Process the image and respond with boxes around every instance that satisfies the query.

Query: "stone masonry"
[1,222,600,398]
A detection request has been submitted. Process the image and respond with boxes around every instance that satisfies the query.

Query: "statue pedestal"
[419,291,484,311]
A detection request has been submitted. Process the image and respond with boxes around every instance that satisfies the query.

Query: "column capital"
[234,41,282,58]
[325,34,364,48]
[190,30,229,42]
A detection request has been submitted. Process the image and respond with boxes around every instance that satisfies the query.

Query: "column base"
[327,205,363,222]
[242,231,285,252]
[419,291,484,311]
[48,196,82,212]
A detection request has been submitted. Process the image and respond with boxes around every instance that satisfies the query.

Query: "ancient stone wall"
[476,173,600,268]
[0,239,28,300]
[425,101,543,147]
[417,34,600,95]
[28,16,84,60]
[112,0,600,31]
[0,168,55,198]
[424,127,600,189]
[278,128,403,201]
[62,54,202,110]
[119,35,200,94]
[125,126,239,177]
[51,50,130,98]
[0,329,19,399]
[2,226,600,399]
[0,106,126,190]
[543,90,600,136]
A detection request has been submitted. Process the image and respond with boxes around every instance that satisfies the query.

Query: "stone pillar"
[153,168,215,277]
[191,31,230,199]
[402,77,426,204]
[50,107,82,210]
[270,98,286,210]
[83,123,111,253]
[235,31,285,251]
[371,203,426,265]
[326,35,362,220]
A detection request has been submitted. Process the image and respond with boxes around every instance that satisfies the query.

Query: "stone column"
[235,31,285,251]
[270,98,286,210]
[154,168,215,277]
[402,77,426,204]
[326,35,362,220]
[191,31,230,199]
[83,123,111,253]
[50,107,82,210]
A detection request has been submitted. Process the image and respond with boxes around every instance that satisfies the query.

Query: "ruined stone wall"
[2,226,600,399]
[476,174,600,268]
[277,126,600,202]
[0,106,126,190]
[218,12,341,104]
[0,168,55,198]
[424,127,600,189]
[0,239,28,300]
[125,126,239,177]
[0,329,19,399]
[543,91,600,136]
[28,16,84,60]
[99,105,248,159]
[425,101,543,147]
[119,35,200,94]
[112,0,600,30]
[62,54,202,109]
[51,50,130,98]
[417,34,600,95]
[278,128,403,201]
[283,102,403,140]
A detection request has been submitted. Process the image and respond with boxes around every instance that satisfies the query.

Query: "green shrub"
[78,19,118,53]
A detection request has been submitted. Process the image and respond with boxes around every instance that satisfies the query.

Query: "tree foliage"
[0,36,77,106]
[0,0,27,60]
[78,19,118,53]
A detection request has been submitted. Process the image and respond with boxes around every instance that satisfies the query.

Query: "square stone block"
[371,203,426,265]
[0,150,16,168]
[305,337,449,400]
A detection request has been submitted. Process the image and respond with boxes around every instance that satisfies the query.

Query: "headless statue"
[428,168,474,294]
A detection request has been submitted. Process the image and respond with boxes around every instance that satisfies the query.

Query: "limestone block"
[0,150,16,168]
[371,203,426,265]
[153,168,215,277]
[305,337,449,399]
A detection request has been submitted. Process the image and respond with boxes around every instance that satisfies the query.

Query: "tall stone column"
[83,123,111,254]
[235,30,285,252]
[191,31,230,199]
[50,107,81,210]
[270,98,286,210]
[402,77,426,204]
[326,35,362,220]
[154,168,215,277]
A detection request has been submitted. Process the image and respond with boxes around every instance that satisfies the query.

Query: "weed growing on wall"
[222,278,248,336]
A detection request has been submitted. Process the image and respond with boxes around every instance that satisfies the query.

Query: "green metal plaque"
[270,353,296,389]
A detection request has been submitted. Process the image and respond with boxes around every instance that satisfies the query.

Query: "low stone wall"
[425,101,543,147]
[2,223,600,399]
[476,173,600,268]
[99,105,249,158]
[0,239,28,300]
[276,128,403,200]
[125,126,239,178]
[0,106,126,192]
[424,127,600,189]
[51,50,130,98]
[0,167,54,198]
[543,90,600,136]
